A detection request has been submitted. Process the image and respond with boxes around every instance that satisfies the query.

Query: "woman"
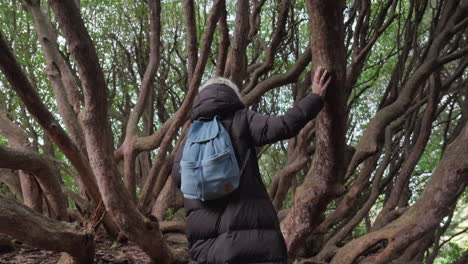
[172,67,330,264]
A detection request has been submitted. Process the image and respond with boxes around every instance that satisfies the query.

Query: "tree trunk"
[0,30,103,217]
[281,0,347,261]
[271,123,312,211]
[47,0,194,262]
[0,146,68,220]
[18,171,43,213]
[0,169,22,199]
[0,234,15,254]
[393,232,434,264]
[0,111,44,213]
[151,176,184,221]
[0,193,94,264]
[22,0,86,157]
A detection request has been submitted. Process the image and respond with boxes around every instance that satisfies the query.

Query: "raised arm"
[247,67,330,146]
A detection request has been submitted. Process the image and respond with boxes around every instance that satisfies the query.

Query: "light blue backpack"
[180,116,249,201]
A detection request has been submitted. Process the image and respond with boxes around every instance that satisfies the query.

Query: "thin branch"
[243,46,311,105]
[244,0,290,94]
[230,0,250,87]
[138,0,224,214]
[438,227,468,250]
[437,45,468,65]
[183,0,198,84]
[216,0,229,76]
[120,0,161,201]
[248,0,267,42]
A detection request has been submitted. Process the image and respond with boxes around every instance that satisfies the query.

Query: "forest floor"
[0,233,188,264]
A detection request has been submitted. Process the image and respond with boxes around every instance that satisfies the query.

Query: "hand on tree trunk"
[312,66,331,97]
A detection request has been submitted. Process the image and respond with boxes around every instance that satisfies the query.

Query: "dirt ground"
[0,236,187,264]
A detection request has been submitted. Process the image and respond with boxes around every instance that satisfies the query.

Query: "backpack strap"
[195,143,205,201]
[216,114,250,181]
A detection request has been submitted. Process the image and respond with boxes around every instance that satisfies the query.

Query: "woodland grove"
[0,0,467,263]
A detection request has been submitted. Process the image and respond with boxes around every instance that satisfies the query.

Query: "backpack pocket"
[180,160,202,200]
[201,148,240,200]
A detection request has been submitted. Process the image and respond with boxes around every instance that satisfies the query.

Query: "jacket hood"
[191,84,245,121]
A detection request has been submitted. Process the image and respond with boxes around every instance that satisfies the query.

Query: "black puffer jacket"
[172,84,324,264]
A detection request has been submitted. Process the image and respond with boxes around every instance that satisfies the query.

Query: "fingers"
[319,69,329,85]
[323,75,331,91]
[312,66,332,96]
[314,66,323,83]
[314,66,329,84]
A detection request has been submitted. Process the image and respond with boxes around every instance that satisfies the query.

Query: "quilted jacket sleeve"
[247,93,324,146]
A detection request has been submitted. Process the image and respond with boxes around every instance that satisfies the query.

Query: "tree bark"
[0,234,15,254]
[0,145,68,220]
[216,0,229,76]
[280,0,348,261]
[229,0,250,87]
[119,0,161,202]
[0,169,22,198]
[0,110,45,213]
[151,177,184,221]
[345,0,468,180]
[48,0,188,261]
[18,171,43,213]
[394,231,434,263]
[315,126,397,261]
[0,31,103,213]
[243,47,311,105]
[138,0,224,214]
[183,0,198,84]
[0,109,69,219]
[21,0,86,156]
[270,122,313,211]
[0,193,94,264]
[331,122,468,264]
[244,0,290,93]
[373,74,441,230]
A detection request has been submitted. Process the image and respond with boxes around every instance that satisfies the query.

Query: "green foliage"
[0,134,7,146]
[0,182,8,193]
[433,242,467,264]
[164,207,176,221]
[258,143,288,187]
